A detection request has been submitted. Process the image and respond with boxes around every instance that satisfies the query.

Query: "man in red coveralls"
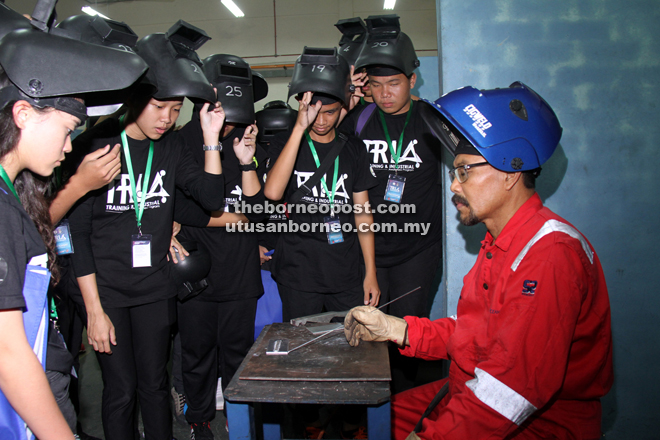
[344,82,613,440]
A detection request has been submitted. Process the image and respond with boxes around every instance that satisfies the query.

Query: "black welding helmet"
[54,14,147,116]
[54,14,138,50]
[288,47,352,106]
[335,17,368,66]
[136,20,215,103]
[0,3,32,39]
[0,27,149,123]
[202,54,269,125]
[354,14,419,77]
[255,100,298,146]
[168,239,212,302]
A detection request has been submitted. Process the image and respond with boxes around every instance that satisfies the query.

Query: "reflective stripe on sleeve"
[511,219,593,271]
[465,367,537,425]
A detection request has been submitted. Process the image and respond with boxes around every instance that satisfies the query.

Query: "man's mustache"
[452,194,469,207]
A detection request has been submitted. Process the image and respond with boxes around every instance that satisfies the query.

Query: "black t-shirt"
[175,114,267,302]
[267,129,378,293]
[341,101,444,267]
[0,181,47,310]
[67,117,225,308]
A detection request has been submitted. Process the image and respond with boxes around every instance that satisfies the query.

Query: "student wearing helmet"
[344,82,614,440]
[0,5,146,439]
[339,14,443,393]
[263,47,380,439]
[264,46,380,324]
[173,53,268,439]
[342,15,442,319]
[335,17,374,106]
[65,21,230,440]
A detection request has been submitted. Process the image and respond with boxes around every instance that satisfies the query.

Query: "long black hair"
[0,96,60,283]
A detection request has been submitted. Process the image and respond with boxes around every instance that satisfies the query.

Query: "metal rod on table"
[374,286,422,311]
[286,286,423,353]
[286,327,344,354]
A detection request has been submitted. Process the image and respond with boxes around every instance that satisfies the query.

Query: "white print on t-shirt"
[294,171,350,203]
[364,139,422,169]
[105,170,170,212]
[223,185,244,212]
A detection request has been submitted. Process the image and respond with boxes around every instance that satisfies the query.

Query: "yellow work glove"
[405,431,421,440]
[344,306,408,347]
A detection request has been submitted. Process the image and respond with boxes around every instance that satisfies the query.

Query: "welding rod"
[374,286,422,311]
[286,327,344,354]
[285,285,423,354]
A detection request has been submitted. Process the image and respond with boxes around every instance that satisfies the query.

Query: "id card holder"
[324,216,344,245]
[54,219,74,255]
[384,174,406,203]
[131,234,152,268]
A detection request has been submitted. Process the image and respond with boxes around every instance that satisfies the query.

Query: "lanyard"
[119,117,154,234]
[304,130,339,213]
[0,163,20,204]
[378,99,413,172]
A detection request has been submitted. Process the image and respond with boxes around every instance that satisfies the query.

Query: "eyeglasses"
[448,162,490,183]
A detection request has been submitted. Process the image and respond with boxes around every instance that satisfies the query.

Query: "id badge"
[324,216,344,245]
[131,234,152,268]
[53,219,74,255]
[384,174,406,203]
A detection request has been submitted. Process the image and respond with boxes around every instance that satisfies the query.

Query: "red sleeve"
[417,240,591,439]
[400,316,456,361]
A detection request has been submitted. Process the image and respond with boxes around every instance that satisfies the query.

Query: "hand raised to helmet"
[200,89,227,138]
[294,91,322,131]
[234,123,258,165]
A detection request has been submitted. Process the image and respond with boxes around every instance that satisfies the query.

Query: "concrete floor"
[75,342,229,440]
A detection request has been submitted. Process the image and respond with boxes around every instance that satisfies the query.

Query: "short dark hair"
[521,168,541,189]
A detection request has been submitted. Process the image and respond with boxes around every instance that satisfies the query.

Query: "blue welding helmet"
[425,82,563,172]
[136,20,215,103]
[335,17,368,66]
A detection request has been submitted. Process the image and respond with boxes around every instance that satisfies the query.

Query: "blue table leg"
[262,421,281,440]
[367,401,391,440]
[226,400,256,440]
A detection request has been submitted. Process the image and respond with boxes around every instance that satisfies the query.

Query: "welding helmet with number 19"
[288,47,352,106]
